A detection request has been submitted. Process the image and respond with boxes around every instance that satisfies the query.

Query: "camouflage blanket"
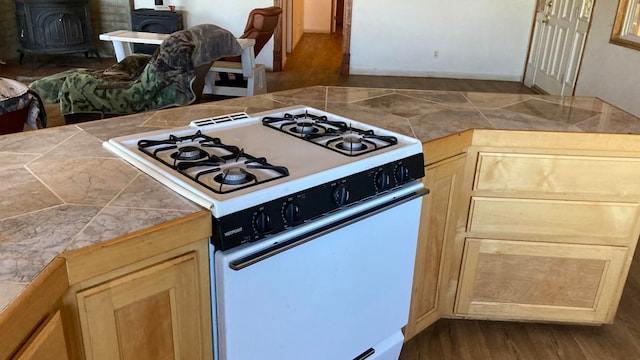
[30,24,242,117]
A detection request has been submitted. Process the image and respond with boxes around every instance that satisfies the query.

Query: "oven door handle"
[228,188,429,270]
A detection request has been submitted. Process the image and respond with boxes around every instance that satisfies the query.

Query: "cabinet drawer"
[455,238,627,324]
[474,152,640,198]
[468,197,640,245]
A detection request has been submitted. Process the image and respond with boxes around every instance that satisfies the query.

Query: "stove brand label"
[224,227,243,237]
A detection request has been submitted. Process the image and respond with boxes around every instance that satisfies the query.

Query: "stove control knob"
[283,201,302,225]
[253,210,272,234]
[333,184,350,206]
[375,171,391,191]
[395,164,411,184]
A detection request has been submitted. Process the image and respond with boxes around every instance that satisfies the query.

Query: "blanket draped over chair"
[30,24,243,118]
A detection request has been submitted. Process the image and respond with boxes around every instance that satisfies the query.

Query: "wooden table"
[99,30,265,96]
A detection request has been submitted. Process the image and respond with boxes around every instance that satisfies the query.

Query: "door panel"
[524,0,593,95]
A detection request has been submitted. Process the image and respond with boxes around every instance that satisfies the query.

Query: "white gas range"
[104,105,428,360]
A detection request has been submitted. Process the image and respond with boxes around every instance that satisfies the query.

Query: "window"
[611,0,640,50]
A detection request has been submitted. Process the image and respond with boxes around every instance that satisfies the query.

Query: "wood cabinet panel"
[405,154,465,340]
[456,238,627,323]
[76,252,204,360]
[15,311,69,360]
[474,152,640,198]
[468,197,640,245]
[0,258,69,360]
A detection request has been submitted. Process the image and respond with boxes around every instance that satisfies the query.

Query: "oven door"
[213,183,426,360]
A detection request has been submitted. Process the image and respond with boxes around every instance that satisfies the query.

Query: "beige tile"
[481,108,583,132]
[45,130,116,158]
[0,167,62,219]
[267,86,329,103]
[326,87,393,103]
[395,90,472,107]
[409,108,493,142]
[574,104,640,134]
[110,175,202,211]
[353,93,446,118]
[0,153,39,170]
[0,126,79,154]
[0,282,28,312]
[141,104,248,127]
[67,207,197,250]
[0,205,101,282]
[325,102,416,138]
[27,156,139,206]
[77,113,164,141]
[502,99,600,124]
[464,92,533,108]
[265,97,328,111]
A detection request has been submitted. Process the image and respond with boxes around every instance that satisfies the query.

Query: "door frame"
[272,0,352,74]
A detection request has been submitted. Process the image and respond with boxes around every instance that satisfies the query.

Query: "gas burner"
[291,121,320,135]
[336,136,367,152]
[135,130,290,194]
[262,111,399,156]
[215,167,256,185]
[172,146,209,161]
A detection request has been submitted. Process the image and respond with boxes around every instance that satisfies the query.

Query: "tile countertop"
[2,86,640,312]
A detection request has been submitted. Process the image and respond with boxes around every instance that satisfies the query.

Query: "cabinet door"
[455,238,628,324]
[76,252,205,360]
[404,155,464,340]
[15,311,69,360]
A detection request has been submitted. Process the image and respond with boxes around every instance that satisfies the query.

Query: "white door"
[524,0,594,95]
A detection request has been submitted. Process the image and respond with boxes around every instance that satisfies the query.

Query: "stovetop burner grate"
[261,111,398,156]
[137,130,289,194]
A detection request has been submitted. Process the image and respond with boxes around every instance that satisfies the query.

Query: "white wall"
[304,0,331,33]
[133,0,276,69]
[575,0,640,117]
[349,0,536,81]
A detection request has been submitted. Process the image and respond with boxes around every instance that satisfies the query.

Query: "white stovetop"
[104,106,422,217]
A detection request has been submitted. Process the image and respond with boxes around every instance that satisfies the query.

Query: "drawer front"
[455,238,627,324]
[474,152,640,198]
[468,197,640,245]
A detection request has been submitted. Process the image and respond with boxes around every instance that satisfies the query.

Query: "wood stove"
[131,9,183,55]
[14,0,99,65]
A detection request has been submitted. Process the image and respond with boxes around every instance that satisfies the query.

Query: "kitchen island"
[2,86,640,358]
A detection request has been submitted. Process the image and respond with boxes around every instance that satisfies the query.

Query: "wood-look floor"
[400,248,640,360]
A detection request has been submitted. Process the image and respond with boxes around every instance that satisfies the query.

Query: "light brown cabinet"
[62,211,213,360]
[0,258,70,360]
[405,153,466,339]
[406,129,640,341]
[15,310,70,360]
[75,252,204,360]
[455,238,628,323]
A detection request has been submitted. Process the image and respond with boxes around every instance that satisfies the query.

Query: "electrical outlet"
[433,50,439,58]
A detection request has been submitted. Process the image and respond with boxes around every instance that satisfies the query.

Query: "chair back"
[240,6,283,58]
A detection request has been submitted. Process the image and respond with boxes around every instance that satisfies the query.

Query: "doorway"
[524,0,594,95]
[273,0,352,74]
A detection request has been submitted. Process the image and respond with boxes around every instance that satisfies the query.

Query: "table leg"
[110,40,134,62]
